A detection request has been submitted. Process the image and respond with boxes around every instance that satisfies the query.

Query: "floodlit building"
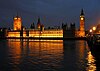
[7,16,63,38]
[7,9,85,38]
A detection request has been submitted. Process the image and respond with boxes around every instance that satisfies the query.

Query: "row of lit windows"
[29,31,63,34]
[8,32,20,34]
[29,34,63,37]
[8,34,63,38]
[8,31,63,34]
[42,32,63,34]
[14,18,21,20]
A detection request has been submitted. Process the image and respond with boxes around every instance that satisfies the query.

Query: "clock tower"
[79,9,85,37]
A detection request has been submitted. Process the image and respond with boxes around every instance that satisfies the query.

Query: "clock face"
[81,17,84,20]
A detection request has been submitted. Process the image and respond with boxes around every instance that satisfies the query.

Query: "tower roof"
[37,17,42,27]
[15,12,21,18]
[37,17,40,24]
[80,9,84,15]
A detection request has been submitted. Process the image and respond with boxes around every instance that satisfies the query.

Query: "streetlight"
[92,27,96,31]
[89,29,92,33]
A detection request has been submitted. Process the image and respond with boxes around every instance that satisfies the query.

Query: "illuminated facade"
[7,9,85,38]
[13,15,22,30]
[7,16,63,38]
[29,29,63,38]
[7,29,63,38]
[8,31,20,37]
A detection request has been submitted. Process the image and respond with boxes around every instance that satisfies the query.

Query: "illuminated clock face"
[81,17,84,20]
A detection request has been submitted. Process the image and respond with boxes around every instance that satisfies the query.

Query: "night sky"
[0,0,100,29]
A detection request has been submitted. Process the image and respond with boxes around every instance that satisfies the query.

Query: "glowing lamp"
[18,18,21,20]
[89,29,92,33]
[92,27,96,31]
[14,18,17,20]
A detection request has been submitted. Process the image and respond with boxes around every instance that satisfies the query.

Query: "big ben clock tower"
[79,9,85,37]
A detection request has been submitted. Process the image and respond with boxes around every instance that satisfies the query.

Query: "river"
[0,39,97,71]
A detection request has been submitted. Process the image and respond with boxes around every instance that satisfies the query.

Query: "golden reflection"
[86,51,96,71]
[75,40,85,59]
[7,39,63,66]
[29,40,63,56]
[79,41,85,58]
[7,40,22,65]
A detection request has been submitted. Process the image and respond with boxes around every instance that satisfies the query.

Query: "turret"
[37,17,41,30]
[13,14,22,30]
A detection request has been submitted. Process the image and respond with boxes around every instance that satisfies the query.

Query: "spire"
[80,9,84,15]
[16,12,21,18]
[37,17,40,24]
[16,12,19,18]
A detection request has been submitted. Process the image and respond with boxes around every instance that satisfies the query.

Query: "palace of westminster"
[0,9,85,38]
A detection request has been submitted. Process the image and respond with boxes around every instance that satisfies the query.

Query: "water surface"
[0,39,97,71]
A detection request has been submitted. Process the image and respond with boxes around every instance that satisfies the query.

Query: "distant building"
[63,23,76,38]
[7,9,85,38]
[7,17,63,38]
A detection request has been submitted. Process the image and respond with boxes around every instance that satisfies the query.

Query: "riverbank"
[0,37,86,40]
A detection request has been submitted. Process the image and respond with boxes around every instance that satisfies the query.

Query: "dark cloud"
[0,0,100,29]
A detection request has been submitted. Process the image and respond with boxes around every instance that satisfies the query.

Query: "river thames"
[0,39,98,71]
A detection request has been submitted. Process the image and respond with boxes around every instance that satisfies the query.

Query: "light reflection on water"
[0,39,97,71]
[6,39,63,71]
[86,51,96,71]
